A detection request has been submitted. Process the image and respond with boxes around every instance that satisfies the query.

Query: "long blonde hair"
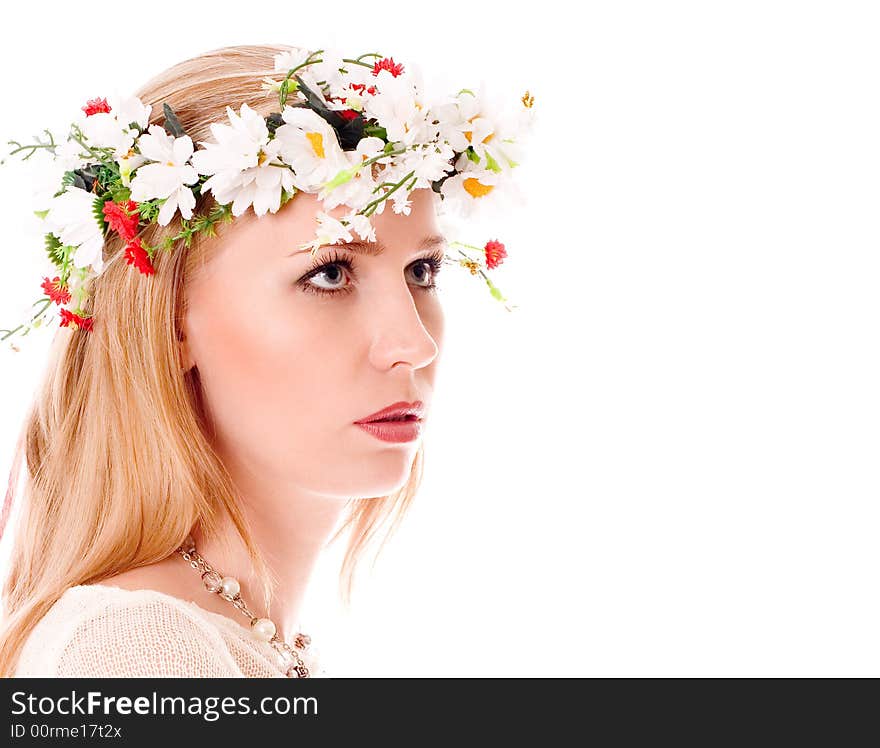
[0,43,424,677]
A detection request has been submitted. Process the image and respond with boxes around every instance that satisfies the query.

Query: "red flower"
[59,308,94,332]
[484,239,507,270]
[349,82,378,96]
[40,276,72,305]
[326,94,362,121]
[372,57,405,78]
[123,237,155,275]
[103,199,140,241]
[82,97,111,116]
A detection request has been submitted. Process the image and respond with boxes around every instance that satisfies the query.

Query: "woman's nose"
[365,280,440,372]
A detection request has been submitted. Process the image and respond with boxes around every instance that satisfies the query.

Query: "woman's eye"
[303,263,351,294]
[299,256,443,297]
[408,260,438,287]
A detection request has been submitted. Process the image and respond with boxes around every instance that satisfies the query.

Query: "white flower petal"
[172,135,195,165]
[157,196,178,226]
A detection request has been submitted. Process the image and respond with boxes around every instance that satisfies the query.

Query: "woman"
[0,43,532,677]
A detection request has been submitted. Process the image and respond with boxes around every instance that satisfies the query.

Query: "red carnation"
[59,308,94,332]
[326,94,362,121]
[40,276,72,305]
[484,239,507,270]
[349,82,378,96]
[82,97,111,116]
[123,237,155,276]
[103,199,140,241]
[372,57,405,78]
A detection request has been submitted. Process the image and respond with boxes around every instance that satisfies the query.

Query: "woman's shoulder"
[14,584,244,677]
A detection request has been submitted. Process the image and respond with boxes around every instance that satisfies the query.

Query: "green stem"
[0,298,54,341]
[450,240,486,253]
[68,125,115,164]
[278,51,324,107]
[3,129,57,163]
[341,57,377,69]
[360,170,416,216]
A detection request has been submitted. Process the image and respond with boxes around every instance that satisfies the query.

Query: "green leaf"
[162,103,187,138]
[323,166,357,192]
[138,200,161,223]
[92,195,108,233]
[364,124,388,140]
[484,150,502,173]
[279,187,297,207]
[44,233,64,267]
[61,170,79,189]
[33,208,49,220]
[109,185,132,203]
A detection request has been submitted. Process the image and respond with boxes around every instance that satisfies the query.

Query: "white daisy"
[76,91,152,161]
[346,212,376,242]
[433,82,506,167]
[118,151,148,188]
[273,48,313,74]
[438,166,519,221]
[362,68,431,148]
[391,195,412,215]
[190,103,297,217]
[270,48,317,97]
[129,125,200,226]
[392,141,456,187]
[298,210,354,254]
[42,186,105,275]
[54,136,92,171]
[461,91,533,176]
[317,136,387,210]
[217,145,297,217]
[306,48,371,102]
[273,105,350,192]
[107,92,152,132]
[191,103,268,173]
[482,98,537,172]
[274,47,364,107]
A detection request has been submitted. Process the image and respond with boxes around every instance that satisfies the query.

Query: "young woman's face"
[180,188,445,498]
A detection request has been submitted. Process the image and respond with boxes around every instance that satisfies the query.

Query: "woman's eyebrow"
[286,233,447,258]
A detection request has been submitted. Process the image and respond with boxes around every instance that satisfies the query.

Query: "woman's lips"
[355,417,422,443]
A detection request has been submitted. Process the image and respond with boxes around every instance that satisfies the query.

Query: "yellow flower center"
[463,177,493,198]
[306,132,325,159]
[257,149,268,166]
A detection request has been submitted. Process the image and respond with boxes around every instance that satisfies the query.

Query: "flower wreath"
[0,47,535,347]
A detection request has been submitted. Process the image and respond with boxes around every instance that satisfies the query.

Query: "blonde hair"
[0,43,424,677]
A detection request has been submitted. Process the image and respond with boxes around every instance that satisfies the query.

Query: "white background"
[1,1,878,676]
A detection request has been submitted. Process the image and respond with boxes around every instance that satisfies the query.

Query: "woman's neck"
[188,486,350,642]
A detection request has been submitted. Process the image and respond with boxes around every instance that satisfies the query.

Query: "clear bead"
[201,570,222,593]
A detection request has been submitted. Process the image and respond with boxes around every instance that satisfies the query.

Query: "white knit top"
[13,584,324,678]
